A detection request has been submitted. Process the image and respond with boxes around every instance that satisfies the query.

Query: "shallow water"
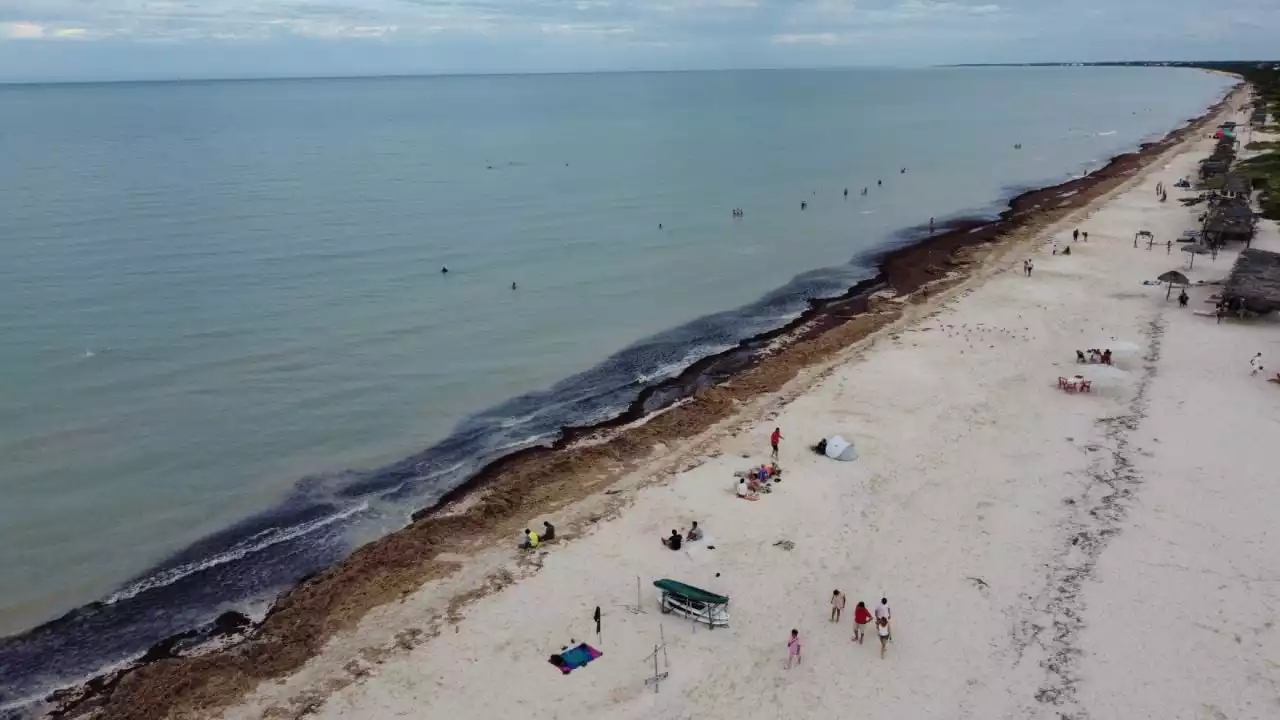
[0,67,1233,705]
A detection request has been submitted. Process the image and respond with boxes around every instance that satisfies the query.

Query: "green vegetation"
[1194,63,1280,219]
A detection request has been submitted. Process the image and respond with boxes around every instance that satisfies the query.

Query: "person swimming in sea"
[900,167,906,174]
[862,187,868,196]
[441,266,449,274]
[844,188,848,198]
[877,179,882,186]
[511,281,517,290]
[800,201,807,210]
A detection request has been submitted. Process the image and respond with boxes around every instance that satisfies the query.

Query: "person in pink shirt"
[786,629,802,669]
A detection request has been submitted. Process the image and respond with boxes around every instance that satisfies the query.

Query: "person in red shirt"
[770,427,783,460]
[852,601,873,644]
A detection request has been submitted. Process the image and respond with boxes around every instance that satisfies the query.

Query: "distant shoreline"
[38,80,1243,720]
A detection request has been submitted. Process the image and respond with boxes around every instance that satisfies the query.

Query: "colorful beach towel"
[548,643,602,674]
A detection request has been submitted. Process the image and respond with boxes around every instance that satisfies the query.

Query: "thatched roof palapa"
[1224,249,1280,314]
[1223,174,1252,195]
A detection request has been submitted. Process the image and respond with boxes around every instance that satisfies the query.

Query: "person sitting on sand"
[520,528,540,550]
[737,478,758,501]
[663,529,682,551]
[542,521,556,541]
[1102,349,1112,365]
[1076,350,1087,363]
[686,521,704,542]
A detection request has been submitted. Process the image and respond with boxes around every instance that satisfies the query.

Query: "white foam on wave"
[1096,130,1117,136]
[633,344,735,385]
[101,501,369,607]
[490,433,555,453]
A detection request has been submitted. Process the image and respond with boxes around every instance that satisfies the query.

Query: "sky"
[1,0,1278,82]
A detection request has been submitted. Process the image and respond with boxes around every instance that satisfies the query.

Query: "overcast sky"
[2,0,1277,82]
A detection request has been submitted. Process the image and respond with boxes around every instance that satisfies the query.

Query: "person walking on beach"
[1082,231,1089,242]
[853,600,872,644]
[875,597,891,640]
[770,427,783,460]
[929,217,935,234]
[1052,239,1059,255]
[1073,228,1079,242]
[1251,352,1264,376]
[830,590,846,622]
[876,617,891,659]
[786,629,802,668]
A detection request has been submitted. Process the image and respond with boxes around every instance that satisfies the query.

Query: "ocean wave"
[102,502,369,607]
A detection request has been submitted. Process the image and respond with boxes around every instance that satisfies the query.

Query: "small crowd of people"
[736,462,781,500]
[787,594,893,667]
[1075,348,1113,365]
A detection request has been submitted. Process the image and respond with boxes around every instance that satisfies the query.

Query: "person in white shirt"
[875,597,892,641]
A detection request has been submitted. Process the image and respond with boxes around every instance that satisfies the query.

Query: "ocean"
[0,66,1234,708]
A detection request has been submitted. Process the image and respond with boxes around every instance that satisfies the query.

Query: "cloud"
[771,32,841,46]
[2,21,47,39]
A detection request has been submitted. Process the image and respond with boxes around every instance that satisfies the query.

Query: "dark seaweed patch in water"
[0,252,877,712]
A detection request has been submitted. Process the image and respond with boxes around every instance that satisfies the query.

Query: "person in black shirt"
[663,529,682,550]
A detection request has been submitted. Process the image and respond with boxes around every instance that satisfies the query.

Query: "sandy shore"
[163,94,1280,720]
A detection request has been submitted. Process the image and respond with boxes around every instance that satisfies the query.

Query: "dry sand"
[218,102,1280,720]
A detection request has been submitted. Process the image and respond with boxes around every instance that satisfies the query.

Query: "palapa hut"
[1223,249,1280,315]
[1199,159,1230,180]
[1204,214,1256,248]
[1222,174,1252,198]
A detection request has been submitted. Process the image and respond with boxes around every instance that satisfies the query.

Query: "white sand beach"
[222,101,1280,720]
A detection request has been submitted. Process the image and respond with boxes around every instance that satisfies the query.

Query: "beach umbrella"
[1179,244,1211,269]
[1157,270,1190,298]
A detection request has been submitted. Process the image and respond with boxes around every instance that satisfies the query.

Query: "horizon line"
[2,60,1265,88]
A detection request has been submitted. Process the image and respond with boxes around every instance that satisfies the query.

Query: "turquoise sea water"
[0,67,1233,706]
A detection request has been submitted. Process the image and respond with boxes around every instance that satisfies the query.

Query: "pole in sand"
[642,631,669,694]
[628,576,647,615]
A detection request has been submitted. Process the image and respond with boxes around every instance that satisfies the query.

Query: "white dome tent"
[821,435,858,462]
